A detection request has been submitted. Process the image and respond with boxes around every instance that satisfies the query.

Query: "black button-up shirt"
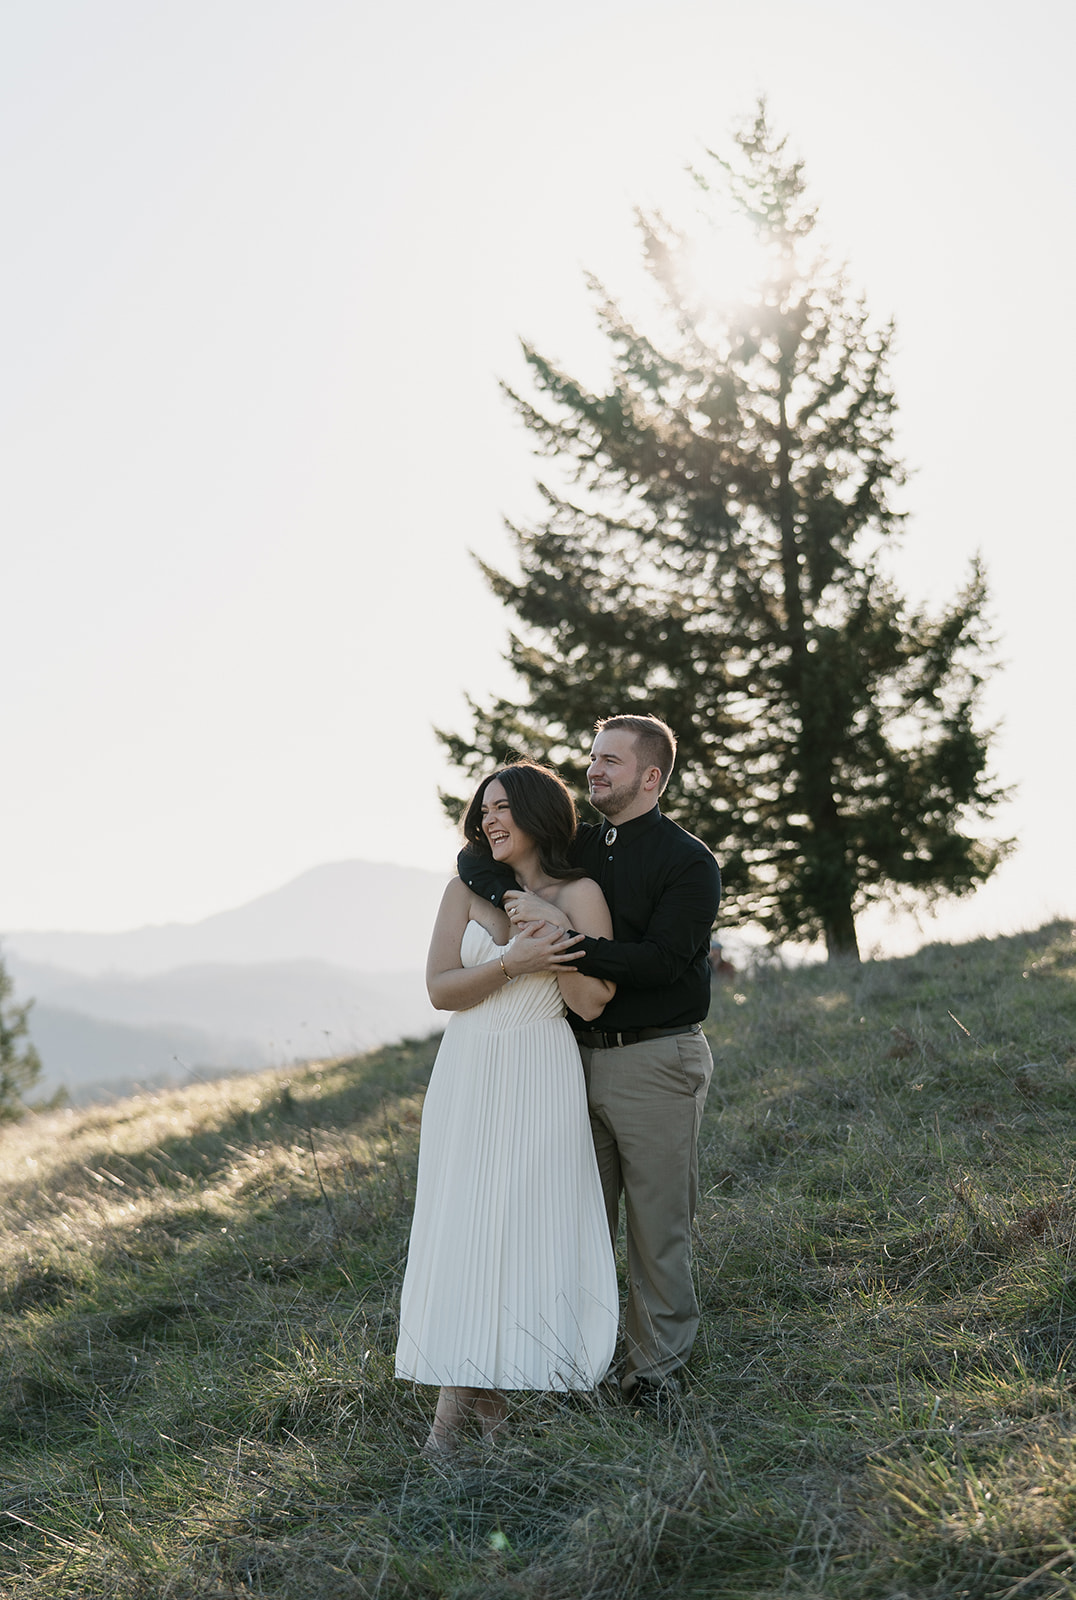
[458,806,721,1030]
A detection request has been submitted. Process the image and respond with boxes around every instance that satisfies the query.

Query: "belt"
[573,1023,702,1050]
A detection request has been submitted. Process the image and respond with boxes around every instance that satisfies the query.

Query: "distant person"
[459,715,721,1411]
[709,937,735,981]
[395,761,618,1454]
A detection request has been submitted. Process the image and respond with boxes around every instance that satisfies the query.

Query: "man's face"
[586,729,645,820]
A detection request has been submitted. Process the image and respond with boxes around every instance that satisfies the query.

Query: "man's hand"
[503,889,572,933]
[507,918,583,973]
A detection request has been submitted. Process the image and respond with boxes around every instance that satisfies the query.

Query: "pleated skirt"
[395,1010,618,1391]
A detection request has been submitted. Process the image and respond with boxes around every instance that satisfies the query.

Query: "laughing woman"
[395,760,618,1454]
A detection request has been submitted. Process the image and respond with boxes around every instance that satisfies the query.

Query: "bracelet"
[499,957,514,983]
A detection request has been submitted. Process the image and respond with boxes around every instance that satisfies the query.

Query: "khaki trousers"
[579,1029,713,1391]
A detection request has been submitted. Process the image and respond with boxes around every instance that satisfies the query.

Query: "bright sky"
[1,0,1073,958]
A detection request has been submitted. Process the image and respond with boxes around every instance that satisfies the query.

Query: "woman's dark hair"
[462,760,584,883]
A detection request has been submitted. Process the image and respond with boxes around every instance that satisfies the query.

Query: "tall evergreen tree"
[441,105,1009,960]
[0,956,45,1120]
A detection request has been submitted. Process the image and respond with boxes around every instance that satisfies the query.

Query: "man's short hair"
[595,714,677,793]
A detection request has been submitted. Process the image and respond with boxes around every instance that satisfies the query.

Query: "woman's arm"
[426,879,583,1012]
[547,878,616,1022]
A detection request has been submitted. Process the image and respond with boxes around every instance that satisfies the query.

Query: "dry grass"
[1,922,1075,1597]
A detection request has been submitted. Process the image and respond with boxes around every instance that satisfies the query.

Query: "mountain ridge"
[2,858,450,976]
[1,860,450,1102]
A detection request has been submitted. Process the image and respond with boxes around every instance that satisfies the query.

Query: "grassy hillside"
[1,920,1074,1599]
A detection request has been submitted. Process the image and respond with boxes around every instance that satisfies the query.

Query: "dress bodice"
[459,919,567,1028]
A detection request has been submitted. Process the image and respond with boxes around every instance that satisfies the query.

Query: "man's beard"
[589,774,643,819]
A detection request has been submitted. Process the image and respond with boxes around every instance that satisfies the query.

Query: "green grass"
[1,921,1075,1597]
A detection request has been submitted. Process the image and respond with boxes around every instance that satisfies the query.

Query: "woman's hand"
[503,889,571,933]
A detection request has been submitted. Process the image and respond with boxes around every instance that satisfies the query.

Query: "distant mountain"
[26,1005,262,1106]
[16,956,438,1063]
[22,962,441,1106]
[1,861,450,1105]
[2,859,449,976]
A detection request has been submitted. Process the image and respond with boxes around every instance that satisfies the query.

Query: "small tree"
[441,104,1009,960]
[0,955,46,1120]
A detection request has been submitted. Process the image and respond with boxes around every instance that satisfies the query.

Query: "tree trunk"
[824,905,861,963]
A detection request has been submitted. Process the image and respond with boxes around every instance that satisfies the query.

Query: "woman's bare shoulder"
[438,875,474,909]
[444,876,511,941]
[555,875,609,921]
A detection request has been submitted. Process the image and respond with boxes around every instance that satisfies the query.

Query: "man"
[459,714,721,1405]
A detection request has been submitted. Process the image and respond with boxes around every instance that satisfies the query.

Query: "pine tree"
[441,105,1009,960]
[0,956,46,1120]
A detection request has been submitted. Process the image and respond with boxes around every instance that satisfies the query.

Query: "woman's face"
[480,778,533,866]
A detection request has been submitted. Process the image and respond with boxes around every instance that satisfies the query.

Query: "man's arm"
[457,844,519,907]
[571,852,721,988]
[458,821,590,906]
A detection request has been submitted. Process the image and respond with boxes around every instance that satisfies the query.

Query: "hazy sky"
[2,0,1073,957]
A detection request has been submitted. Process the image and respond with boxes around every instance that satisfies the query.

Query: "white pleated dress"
[395,920,618,1391]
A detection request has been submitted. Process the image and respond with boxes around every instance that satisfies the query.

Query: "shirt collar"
[605,805,661,845]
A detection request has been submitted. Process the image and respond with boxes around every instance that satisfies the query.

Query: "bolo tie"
[601,825,617,899]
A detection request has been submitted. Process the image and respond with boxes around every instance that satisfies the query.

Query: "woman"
[395,761,619,1454]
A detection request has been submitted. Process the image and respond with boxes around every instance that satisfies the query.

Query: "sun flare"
[681,214,773,316]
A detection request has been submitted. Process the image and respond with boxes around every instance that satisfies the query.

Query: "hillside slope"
[0,920,1074,1599]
